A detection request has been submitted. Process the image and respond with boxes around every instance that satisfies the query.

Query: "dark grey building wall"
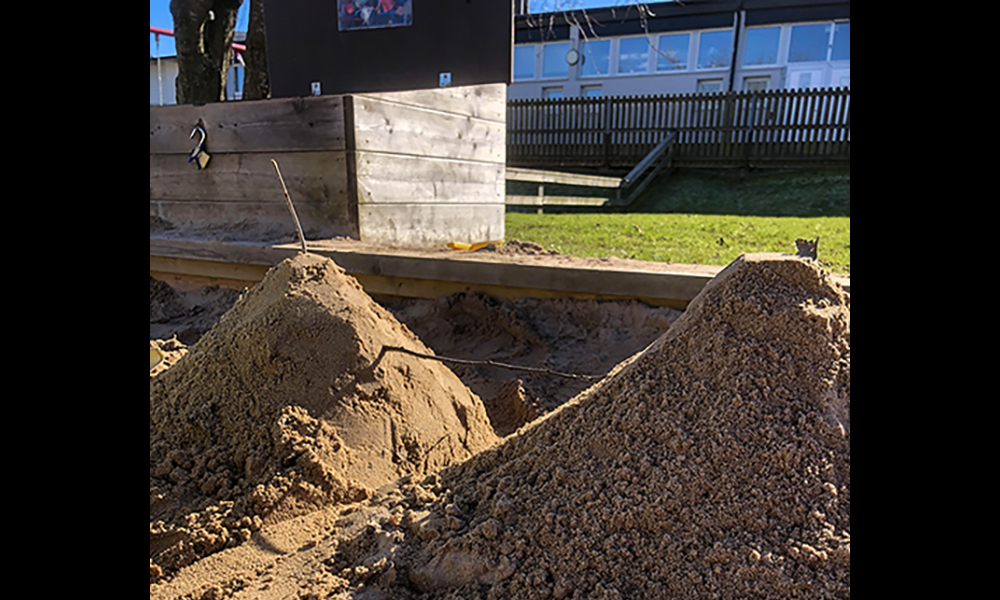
[265,1,513,98]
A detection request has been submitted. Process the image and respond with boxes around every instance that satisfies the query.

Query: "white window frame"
[787,21,837,64]
[695,28,735,71]
[654,31,692,72]
[616,34,653,76]
[581,84,603,97]
[697,78,724,93]
[743,76,770,91]
[513,43,539,81]
[542,86,564,99]
[830,21,850,63]
[578,38,612,79]
[541,41,572,81]
[740,25,782,69]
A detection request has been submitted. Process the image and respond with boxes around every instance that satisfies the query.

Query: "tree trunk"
[243,0,270,100]
[170,0,244,104]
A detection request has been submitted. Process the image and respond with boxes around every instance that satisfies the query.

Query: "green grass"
[505,170,850,274]
[629,169,850,217]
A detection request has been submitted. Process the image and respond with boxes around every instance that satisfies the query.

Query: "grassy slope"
[505,170,850,274]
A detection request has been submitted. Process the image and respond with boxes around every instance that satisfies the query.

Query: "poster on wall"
[338,0,412,31]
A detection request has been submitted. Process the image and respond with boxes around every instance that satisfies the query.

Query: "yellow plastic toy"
[150,347,165,371]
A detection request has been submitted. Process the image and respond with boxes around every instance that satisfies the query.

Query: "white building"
[149,31,247,105]
[510,0,850,99]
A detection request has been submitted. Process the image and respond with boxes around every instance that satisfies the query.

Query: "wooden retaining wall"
[150,84,506,247]
[149,97,355,238]
[351,85,506,247]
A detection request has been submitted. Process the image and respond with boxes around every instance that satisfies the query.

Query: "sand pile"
[386,293,680,434]
[149,254,498,580]
[345,253,849,599]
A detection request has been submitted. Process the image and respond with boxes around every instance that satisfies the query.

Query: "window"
[514,45,536,80]
[743,27,780,66]
[580,39,610,77]
[543,87,563,99]
[618,37,650,74]
[697,79,723,93]
[831,23,850,61]
[789,23,831,62]
[744,77,769,91]
[581,85,602,97]
[657,33,690,71]
[698,30,733,69]
[543,42,570,78]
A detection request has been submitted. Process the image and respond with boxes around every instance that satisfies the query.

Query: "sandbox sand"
[151,252,850,599]
[384,294,682,435]
[150,254,498,580]
[152,277,683,436]
[151,277,243,344]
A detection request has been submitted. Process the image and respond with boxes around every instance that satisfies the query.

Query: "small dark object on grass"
[795,237,819,260]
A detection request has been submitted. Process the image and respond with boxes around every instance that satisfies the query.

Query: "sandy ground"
[150,253,850,599]
[151,277,242,344]
[152,273,683,436]
[383,293,682,433]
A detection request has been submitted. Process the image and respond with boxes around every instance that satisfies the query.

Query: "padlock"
[189,125,211,170]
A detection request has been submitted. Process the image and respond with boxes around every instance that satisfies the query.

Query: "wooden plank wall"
[149,97,356,239]
[507,87,850,170]
[351,84,506,247]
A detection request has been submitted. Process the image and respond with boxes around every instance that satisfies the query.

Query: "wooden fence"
[507,87,850,170]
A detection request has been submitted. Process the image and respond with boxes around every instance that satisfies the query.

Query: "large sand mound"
[149,254,498,580]
[373,253,850,599]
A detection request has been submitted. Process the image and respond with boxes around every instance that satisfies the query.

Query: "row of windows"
[540,77,729,99]
[745,22,850,65]
[514,21,850,82]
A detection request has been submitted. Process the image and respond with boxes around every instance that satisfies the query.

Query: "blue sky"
[529,1,639,12]
[150,1,250,57]
[150,1,637,57]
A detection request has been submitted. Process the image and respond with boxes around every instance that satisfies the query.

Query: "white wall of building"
[509,18,849,100]
[149,57,244,105]
[150,57,179,105]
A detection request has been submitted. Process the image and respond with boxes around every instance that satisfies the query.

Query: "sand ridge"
[150,253,498,580]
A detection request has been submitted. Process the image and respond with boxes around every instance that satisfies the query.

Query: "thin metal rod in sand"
[378,345,604,381]
[271,159,308,253]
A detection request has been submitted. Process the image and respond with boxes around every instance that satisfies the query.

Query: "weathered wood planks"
[150,84,507,247]
[150,96,347,154]
[350,83,507,247]
[150,96,355,238]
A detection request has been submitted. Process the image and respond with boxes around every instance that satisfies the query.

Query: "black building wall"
[265,1,514,98]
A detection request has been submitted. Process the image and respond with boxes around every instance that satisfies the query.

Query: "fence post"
[722,92,735,159]
[744,93,756,167]
[602,96,612,170]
